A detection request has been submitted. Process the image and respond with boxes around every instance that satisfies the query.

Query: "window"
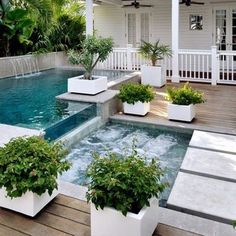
[190,15,203,30]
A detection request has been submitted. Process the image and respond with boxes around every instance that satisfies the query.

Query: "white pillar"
[86,0,93,36]
[211,46,219,86]
[171,0,180,83]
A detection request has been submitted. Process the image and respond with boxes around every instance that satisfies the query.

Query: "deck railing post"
[127,44,132,71]
[211,46,219,86]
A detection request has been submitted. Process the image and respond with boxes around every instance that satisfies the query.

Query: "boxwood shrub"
[0,136,71,198]
[166,83,205,105]
[118,83,155,104]
[86,144,167,216]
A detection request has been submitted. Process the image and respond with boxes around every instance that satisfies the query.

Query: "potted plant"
[67,35,113,95]
[118,83,155,116]
[139,40,172,87]
[0,136,71,217]
[86,143,167,236]
[166,83,205,122]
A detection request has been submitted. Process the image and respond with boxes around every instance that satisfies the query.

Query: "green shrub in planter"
[166,83,205,105]
[233,221,236,229]
[118,83,155,105]
[0,136,71,198]
[86,144,167,216]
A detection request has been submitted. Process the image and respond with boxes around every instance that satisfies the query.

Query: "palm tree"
[139,40,172,66]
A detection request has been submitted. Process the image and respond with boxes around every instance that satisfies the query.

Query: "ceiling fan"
[180,0,204,6]
[122,0,153,9]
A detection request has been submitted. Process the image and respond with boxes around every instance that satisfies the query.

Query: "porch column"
[171,0,180,83]
[86,0,93,36]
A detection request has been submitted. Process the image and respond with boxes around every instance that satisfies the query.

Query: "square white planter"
[68,75,107,95]
[167,103,196,122]
[91,198,159,236]
[0,187,58,217]
[123,102,150,116]
[141,65,166,87]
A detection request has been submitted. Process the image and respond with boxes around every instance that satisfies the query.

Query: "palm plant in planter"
[67,35,113,95]
[86,143,167,236]
[139,40,172,87]
[0,136,71,217]
[118,83,155,116]
[166,83,205,122]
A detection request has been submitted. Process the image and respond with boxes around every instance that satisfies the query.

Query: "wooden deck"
[0,194,199,236]
[113,82,236,135]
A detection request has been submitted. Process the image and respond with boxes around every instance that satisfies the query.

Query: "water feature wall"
[0,52,69,79]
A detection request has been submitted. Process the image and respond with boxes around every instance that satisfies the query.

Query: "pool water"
[61,123,192,203]
[0,68,126,133]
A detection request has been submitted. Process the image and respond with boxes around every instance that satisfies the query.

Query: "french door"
[214,7,236,51]
[125,11,151,47]
[214,6,236,82]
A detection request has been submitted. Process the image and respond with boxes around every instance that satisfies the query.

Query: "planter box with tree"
[166,83,205,122]
[86,143,167,236]
[0,136,71,217]
[67,36,113,95]
[118,83,155,116]
[139,40,172,87]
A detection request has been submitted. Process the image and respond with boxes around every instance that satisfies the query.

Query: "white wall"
[94,0,231,50]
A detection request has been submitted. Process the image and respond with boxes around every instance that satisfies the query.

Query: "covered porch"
[85,0,236,85]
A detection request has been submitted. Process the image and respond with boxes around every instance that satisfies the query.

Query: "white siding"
[94,5,126,47]
[94,0,235,50]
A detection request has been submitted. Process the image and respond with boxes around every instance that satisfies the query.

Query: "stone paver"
[189,130,236,154]
[0,124,42,147]
[181,147,236,182]
[56,89,119,104]
[167,172,236,223]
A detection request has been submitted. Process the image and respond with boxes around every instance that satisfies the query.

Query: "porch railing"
[96,46,236,85]
[96,47,172,78]
[218,51,236,84]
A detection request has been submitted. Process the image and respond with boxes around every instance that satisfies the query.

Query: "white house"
[85,0,236,85]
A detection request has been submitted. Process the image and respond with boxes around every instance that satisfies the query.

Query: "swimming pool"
[61,122,192,204]
[0,68,126,139]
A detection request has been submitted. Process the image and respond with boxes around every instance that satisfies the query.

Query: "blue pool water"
[61,123,192,203]
[0,68,126,138]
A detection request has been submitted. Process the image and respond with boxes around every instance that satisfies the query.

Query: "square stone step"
[189,130,236,154]
[181,147,236,182]
[0,124,43,147]
[167,172,236,224]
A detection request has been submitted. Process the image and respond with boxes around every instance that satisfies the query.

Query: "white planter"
[68,75,107,95]
[123,101,150,116]
[0,187,58,217]
[91,198,159,236]
[141,65,166,87]
[167,103,196,122]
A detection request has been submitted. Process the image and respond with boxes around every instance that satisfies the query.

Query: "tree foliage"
[68,36,114,80]
[139,40,172,66]
[0,0,85,56]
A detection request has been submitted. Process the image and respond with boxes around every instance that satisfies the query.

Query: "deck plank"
[45,202,90,226]
[0,224,29,236]
[35,212,90,236]
[54,195,90,214]
[0,208,70,236]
